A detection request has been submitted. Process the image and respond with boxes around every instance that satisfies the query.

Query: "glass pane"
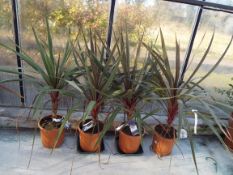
[188,9,233,100]
[0,0,21,106]
[20,0,110,57]
[19,0,111,108]
[0,0,15,66]
[114,0,198,70]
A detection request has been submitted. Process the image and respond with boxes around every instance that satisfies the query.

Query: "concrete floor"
[0,129,233,175]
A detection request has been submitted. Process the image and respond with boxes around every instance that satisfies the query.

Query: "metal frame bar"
[164,0,233,14]
[11,0,25,105]
[202,6,233,14]
[106,0,116,59]
[178,2,204,85]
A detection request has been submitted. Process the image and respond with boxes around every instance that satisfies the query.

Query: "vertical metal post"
[178,1,204,85]
[11,0,25,105]
[106,0,116,59]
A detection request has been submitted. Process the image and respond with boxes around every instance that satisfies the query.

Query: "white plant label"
[116,124,125,131]
[52,118,63,122]
[82,120,94,132]
[192,109,198,134]
[180,129,188,139]
[65,122,71,129]
[128,120,139,136]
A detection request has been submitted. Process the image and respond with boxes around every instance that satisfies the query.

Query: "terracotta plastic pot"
[78,119,103,152]
[152,124,176,157]
[38,115,65,148]
[118,126,142,154]
[224,112,233,150]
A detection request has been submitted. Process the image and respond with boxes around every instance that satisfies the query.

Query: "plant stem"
[91,102,102,121]
[50,91,59,118]
[123,98,137,121]
[167,99,178,125]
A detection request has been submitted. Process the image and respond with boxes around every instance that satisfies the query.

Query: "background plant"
[215,77,233,107]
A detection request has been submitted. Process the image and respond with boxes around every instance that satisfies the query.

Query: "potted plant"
[66,30,120,152]
[97,30,153,154]
[144,29,233,167]
[0,17,73,148]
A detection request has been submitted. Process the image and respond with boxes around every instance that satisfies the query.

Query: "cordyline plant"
[66,29,121,124]
[0,17,73,118]
[113,30,153,128]
[97,30,156,143]
[144,30,233,174]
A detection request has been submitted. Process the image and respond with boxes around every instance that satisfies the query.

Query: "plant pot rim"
[154,124,177,141]
[119,124,143,138]
[38,114,63,131]
[78,119,103,136]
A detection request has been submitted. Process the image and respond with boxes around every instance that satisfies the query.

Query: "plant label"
[192,109,198,134]
[52,118,63,122]
[116,124,125,131]
[180,129,188,139]
[128,120,139,136]
[82,120,94,131]
[65,122,71,129]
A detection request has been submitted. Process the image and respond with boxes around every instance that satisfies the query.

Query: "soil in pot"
[118,125,142,154]
[152,124,176,157]
[78,119,104,152]
[38,115,65,148]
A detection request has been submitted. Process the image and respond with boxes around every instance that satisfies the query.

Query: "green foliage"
[215,77,233,106]
[20,0,109,35]
[57,30,122,148]
[145,29,233,125]
[0,0,12,29]
[96,29,155,144]
[67,29,120,121]
[145,30,233,174]
[0,17,74,116]
[113,30,152,121]
[116,2,153,42]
